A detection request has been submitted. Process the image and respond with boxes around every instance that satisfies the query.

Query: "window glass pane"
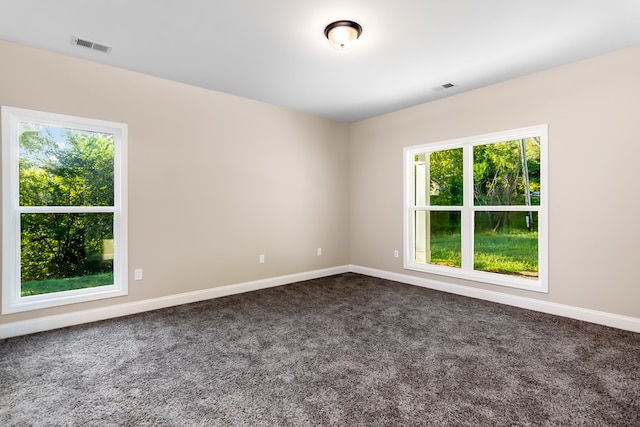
[473,139,540,206]
[19,123,114,207]
[415,210,461,267]
[474,211,538,279]
[414,148,463,206]
[20,213,114,296]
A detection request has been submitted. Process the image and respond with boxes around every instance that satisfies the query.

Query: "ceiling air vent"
[431,82,456,93]
[71,36,112,53]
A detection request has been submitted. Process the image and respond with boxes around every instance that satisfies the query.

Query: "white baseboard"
[350,265,640,333]
[0,265,349,339]
[2,264,638,339]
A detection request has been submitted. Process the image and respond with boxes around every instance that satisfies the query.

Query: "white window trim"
[2,106,128,313]
[403,124,548,293]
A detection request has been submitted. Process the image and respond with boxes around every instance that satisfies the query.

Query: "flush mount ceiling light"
[324,20,363,49]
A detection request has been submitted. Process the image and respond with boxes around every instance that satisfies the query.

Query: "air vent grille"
[75,38,93,48]
[432,82,456,92]
[71,36,112,53]
[92,43,111,53]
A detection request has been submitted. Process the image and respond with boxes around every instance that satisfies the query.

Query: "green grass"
[430,231,538,279]
[430,234,462,267]
[21,272,114,297]
[474,231,538,277]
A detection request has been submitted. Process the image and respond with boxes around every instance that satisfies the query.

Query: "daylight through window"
[404,125,548,292]
[2,107,128,313]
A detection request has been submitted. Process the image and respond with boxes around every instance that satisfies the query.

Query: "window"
[404,125,548,292]
[2,107,128,313]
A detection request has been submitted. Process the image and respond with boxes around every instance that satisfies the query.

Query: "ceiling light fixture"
[324,20,362,49]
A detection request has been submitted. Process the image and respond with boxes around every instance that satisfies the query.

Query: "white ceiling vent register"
[71,36,112,53]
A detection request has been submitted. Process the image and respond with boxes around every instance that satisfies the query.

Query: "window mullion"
[461,144,474,271]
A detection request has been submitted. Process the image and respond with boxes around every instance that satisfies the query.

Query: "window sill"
[403,261,548,293]
[2,284,128,314]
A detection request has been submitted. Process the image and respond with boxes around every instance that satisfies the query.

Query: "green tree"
[426,148,463,234]
[429,148,463,206]
[473,139,540,231]
[19,125,114,282]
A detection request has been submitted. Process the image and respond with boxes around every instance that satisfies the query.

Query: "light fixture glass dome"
[324,20,362,49]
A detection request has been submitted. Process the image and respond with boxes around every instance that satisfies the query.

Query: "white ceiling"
[1,0,639,122]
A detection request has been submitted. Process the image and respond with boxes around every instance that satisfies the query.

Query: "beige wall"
[2,39,639,327]
[0,40,350,324]
[349,44,640,318]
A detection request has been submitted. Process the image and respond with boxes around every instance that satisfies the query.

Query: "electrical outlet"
[393,250,399,258]
[317,247,322,256]
[259,254,265,264]
[134,269,143,280]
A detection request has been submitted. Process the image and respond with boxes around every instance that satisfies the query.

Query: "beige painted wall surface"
[0,40,350,324]
[349,44,640,318]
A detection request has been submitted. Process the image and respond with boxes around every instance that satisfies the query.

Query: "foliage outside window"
[2,107,128,313]
[404,125,548,292]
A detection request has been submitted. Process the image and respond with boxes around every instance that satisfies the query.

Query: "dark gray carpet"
[1,273,639,426]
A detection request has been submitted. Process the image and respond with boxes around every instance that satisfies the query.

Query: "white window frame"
[403,124,548,293]
[2,106,128,313]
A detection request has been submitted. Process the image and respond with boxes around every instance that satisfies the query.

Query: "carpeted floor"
[1,273,639,426]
